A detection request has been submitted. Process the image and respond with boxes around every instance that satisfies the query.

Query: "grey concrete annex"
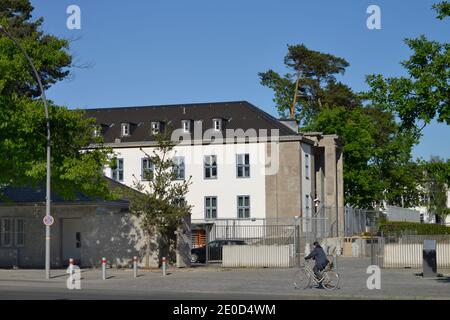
[0,258,449,300]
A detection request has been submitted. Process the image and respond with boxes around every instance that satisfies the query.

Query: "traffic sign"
[43,215,54,226]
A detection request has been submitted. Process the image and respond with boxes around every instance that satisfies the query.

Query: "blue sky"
[31,0,449,160]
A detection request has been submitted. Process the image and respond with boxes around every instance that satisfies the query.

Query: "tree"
[0,0,113,199]
[303,106,387,208]
[420,157,450,224]
[433,1,450,19]
[260,44,423,208]
[366,2,450,132]
[127,128,192,266]
[259,44,360,125]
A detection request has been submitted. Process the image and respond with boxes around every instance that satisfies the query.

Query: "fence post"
[69,258,74,275]
[333,254,338,271]
[162,257,167,276]
[133,256,138,278]
[101,257,106,280]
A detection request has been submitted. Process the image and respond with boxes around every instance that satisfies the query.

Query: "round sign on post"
[43,215,54,227]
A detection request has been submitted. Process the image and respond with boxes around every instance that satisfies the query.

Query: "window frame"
[15,218,24,247]
[205,196,218,220]
[93,125,101,138]
[237,195,251,219]
[151,121,160,135]
[236,154,250,178]
[112,158,124,182]
[181,120,191,133]
[204,155,218,180]
[121,123,130,137]
[212,119,222,132]
[173,197,186,208]
[172,156,185,181]
[0,218,13,247]
[141,158,154,181]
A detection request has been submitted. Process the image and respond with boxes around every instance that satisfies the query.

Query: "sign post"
[423,240,437,278]
[43,215,54,227]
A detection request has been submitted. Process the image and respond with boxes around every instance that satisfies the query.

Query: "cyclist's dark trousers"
[313,265,323,279]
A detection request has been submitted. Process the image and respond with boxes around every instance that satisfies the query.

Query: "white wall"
[106,143,267,222]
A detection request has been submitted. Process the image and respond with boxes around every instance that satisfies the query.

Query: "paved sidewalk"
[0,258,449,300]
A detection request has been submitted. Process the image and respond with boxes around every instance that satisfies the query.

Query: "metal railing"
[196,216,330,267]
[370,235,450,268]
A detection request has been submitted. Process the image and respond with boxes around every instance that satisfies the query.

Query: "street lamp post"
[0,25,52,279]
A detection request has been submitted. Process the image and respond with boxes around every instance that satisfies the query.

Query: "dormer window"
[151,121,161,135]
[213,118,222,132]
[121,123,130,137]
[181,120,191,133]
[93,125,101,138]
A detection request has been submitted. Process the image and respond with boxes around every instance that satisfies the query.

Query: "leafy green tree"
[0,0,113,199]
[127,129,192,266]
[419,157,450,223]
[433,1,450,19]
[303,106,381,207]
[261,44,421,208]
[259,44,360,125]
[366,2,450,132]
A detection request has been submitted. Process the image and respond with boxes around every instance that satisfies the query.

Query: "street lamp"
[0,25,52,279]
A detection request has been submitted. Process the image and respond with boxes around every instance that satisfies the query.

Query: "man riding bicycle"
[304,241,330,281]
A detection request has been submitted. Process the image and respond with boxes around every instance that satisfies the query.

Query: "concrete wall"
[222,245,293,268]
[0,205,160,268]
[316,135,344,236]
[265,141,302,221]
[301,143,313,218]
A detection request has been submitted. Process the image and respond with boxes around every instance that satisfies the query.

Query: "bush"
[379,221,450,235]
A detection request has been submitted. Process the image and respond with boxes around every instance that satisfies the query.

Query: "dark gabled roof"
[83,101,299,143]
[0,178,131,206]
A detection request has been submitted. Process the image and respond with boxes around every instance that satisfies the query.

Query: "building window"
[0,218,13,247]
[172,156,185,180]
[93,125,101,138]
[121,123,130,137]
[181,120,191,133]
[15,219,24,247]
[213,119,222,132]
[305,154,310,180]
[151,122,160,135]
[173,197,186,207]
[237,196,250,219]
[141,158,154,181]
[204,155,217,179]
[112,158,124,182]
[0,219,24,247]
[236,154,250,178]
[205,196,217,219]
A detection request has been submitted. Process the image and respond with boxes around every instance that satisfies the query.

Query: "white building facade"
[85,101,345,242]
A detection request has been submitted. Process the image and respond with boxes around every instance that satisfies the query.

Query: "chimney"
[279,119,299,133]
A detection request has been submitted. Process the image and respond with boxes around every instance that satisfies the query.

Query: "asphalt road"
[0,258,449,300]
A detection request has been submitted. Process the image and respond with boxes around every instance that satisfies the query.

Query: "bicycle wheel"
[322,271,339,291]
[292,269,311,289]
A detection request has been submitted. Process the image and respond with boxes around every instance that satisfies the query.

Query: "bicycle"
[292,259,340,291]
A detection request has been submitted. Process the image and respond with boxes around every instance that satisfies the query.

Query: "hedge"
[379,221,450,235]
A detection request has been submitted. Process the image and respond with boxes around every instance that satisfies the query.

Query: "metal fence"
[344,206,377,236]
[200,217,330,267]
[370,235,450,268]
